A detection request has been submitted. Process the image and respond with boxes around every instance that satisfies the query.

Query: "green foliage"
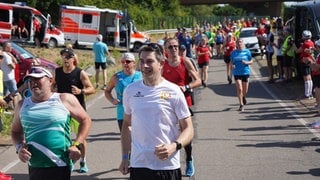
[0,112,14,136]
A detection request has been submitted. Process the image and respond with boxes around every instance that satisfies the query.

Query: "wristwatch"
[72,141,84,151]
[81,89,85,95]
[174,141,182,151]
[15,143,23,154]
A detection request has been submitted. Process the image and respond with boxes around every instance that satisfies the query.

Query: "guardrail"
[143,28,192,35]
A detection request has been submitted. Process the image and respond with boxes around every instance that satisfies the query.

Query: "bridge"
[179,0,309,16]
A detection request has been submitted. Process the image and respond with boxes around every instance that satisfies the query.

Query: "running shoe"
[238,105,244,112]
[79,161,89,173]
[70,163,74,172]
[102,84,107,90]
[228,76,232,84]
[185,159,195,177]
[95,84,99,89]
[243,97,247,105]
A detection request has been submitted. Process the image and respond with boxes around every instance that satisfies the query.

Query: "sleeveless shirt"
[55,67,86,110]
[162,57,192,106]
[115,70,142,120]
[20,93,71,167]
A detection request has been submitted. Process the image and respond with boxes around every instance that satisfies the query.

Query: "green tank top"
[20,93,72,167]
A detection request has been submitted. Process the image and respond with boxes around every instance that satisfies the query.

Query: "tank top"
[162,57,192,106]
[55,67,86,110]
[20,93,71,167]
[115,70,142,120]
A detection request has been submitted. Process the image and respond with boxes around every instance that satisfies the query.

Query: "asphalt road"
[1,56,320,180]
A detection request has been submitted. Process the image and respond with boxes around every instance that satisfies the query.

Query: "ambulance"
[59,5,149,51]
[0,2,65,48]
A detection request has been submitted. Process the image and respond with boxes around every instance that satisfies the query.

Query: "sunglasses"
[0,55,3,59]
[121,60,133,64]
[141,43,163,55]
[167,45,179,50]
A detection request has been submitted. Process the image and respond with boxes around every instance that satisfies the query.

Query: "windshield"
[240,29,256,38]
[11,42,35,59]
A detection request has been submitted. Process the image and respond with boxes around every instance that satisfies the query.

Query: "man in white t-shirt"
[1,41,19,106]
[119,44,194,179]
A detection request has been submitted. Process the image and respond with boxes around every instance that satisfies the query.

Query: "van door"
[78,11,99,45]
[0,5,13,39]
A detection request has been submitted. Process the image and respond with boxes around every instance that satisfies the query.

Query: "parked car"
[239,27,261,56]
[0,39,58,95]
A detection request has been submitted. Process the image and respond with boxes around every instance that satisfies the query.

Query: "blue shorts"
[3,79,18,96]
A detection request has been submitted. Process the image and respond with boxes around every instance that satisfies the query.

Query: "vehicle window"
[240,30,255,38]
[11,42,34,59]
[0,9,9,22]
[83,14,92,23]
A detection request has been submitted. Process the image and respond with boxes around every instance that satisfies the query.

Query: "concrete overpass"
[179,0,308,16]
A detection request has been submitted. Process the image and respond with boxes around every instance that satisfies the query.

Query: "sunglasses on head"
[141,43,163,55]
[167,45,179,50]
[62,55,73,60]
[121,60,133,64]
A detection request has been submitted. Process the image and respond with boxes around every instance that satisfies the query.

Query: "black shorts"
[95,62,107,70]
[283,55,293,68]
[198,62,209,68]
[234,75,250,82]
[130,167,182,180]
[313,75,320,88]
[300,63,311,76]
[29,166,70,180]
[224,55,231,64]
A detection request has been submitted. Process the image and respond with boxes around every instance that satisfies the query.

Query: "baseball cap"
[179,45,186,51]
[157,39,165,46]
[60,48,74,58]
[122,52,135,61]
[315,40,320,47]
[23,66,53,81]
[228,32,233,37]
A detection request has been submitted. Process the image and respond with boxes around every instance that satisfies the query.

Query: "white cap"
[24,66,53,81]
[228,32,233,37]
[122,52,135,61]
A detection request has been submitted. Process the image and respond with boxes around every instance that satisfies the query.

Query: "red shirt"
[300,39,314,63]
[33,19,41,32]
[224,40,236,56]
[312,54,320,76]
[18,19,25,29]
[196,45,210,64]
[162,57,192,107]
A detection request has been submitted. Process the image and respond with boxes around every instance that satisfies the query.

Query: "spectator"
[18,17,29,39]
[53,48,95,173]
[93,34,110,90]
[281,28,295,82]
[163,39,201,177]
[296,30,315,99]
[104,52,142,132]
[265,25,275,83]
[230,38,253,111]
[1,41,19,107]
[11,66,92,180]
[33,17,41,47]
[118,45,194,179]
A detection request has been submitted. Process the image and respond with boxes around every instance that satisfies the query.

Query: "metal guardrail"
[143,28,192,35]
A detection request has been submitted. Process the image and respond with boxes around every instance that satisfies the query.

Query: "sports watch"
[72,141,84,151]
[174,141,182,151]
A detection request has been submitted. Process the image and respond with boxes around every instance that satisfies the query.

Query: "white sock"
[305,81,309,97]
[308,80,313,97]
[80,157,86,162]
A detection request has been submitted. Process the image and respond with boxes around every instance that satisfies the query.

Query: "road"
[1,56,320,179]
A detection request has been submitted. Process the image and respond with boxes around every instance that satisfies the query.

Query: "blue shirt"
[230,49,252,76]
[93,41,108,63]
[115,70,142,120]
[178,36,193,58]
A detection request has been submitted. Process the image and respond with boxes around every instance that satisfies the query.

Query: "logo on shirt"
[160,91,171,100]
[133,91,144,97]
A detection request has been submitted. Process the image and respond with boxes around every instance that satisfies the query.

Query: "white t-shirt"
[123,79,191,170]
[1,52,15,81]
